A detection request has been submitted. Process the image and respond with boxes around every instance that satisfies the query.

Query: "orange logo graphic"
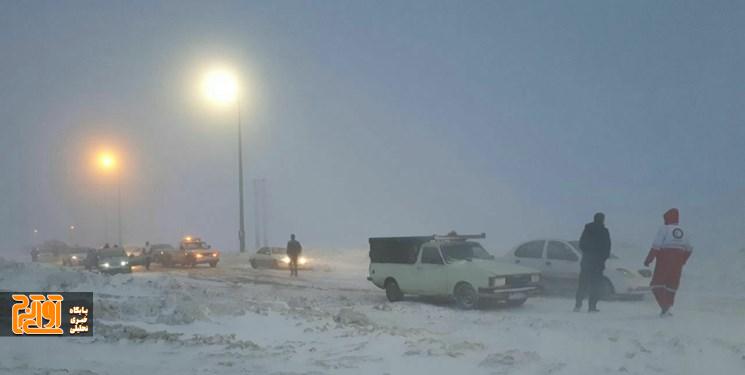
[11,293,64,335]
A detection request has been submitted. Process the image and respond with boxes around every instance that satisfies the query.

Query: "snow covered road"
[1,250,743,375]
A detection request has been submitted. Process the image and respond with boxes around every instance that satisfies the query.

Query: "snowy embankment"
[0,248,744,375]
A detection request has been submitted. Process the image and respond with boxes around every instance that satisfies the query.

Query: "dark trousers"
[289,255,299,276]
[575,267,603,310]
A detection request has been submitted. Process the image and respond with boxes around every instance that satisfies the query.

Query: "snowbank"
[1,249,744,374]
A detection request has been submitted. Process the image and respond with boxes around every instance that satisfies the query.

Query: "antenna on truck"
[433,231,486,241]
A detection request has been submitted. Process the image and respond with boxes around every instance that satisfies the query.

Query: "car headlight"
[638,269,652,278]
[71,255,78,260]
[212,253,218,257]
[616,268,634,278]
[101,262,110,268]
[489,277,506,288]
[298,257,307,265]
[195,254,203,258]
[121,261,128,266]
[282,256,291,264]
[530,274,540,283]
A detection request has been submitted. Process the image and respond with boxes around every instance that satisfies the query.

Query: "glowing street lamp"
[200,67,247,253]
[99,153,116,170]
[202,69,238,106]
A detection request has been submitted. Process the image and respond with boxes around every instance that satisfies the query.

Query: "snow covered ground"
[1,248,743,375]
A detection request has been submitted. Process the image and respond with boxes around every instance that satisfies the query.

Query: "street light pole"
[237,100,246,253]
[117,174,122,247]
[200,67,246,253]
[96,152,119,246]
[68,225,76,245]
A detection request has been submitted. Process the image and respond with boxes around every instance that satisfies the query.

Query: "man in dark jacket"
[574,212,611,312]
[85,249,99,271]
[286,234,302,277]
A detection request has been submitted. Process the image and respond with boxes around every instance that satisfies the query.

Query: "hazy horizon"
[1,0,743,255]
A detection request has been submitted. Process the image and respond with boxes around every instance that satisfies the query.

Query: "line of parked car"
[45,236,222,274]
[34,231,651,310]
[36,236,317,274]
[367,232,651,309]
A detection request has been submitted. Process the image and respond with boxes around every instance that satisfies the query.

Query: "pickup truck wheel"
[209,261,218,268]
[385,279,403,302]
[250,260,257,269]
[454,283,479,310]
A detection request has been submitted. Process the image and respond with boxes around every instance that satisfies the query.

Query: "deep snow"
[0,248,743,375]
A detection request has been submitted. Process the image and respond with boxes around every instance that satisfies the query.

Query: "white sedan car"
[503,239,650,299]
[249,247,311,270]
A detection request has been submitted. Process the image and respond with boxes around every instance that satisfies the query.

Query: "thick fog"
[1,1,743,255]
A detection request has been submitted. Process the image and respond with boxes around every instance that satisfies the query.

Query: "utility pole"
[237,103,246,253]
[261,179,268,247]
[253,178,261,250]
[117,176,122,247]
[253,178,270,248]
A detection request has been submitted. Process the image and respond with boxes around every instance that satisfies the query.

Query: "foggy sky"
[1,0,743,255]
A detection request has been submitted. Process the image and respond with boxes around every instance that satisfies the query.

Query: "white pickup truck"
[367,233,541,309]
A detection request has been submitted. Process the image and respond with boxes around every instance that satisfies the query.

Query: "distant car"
[503,239,650,299]
[160,237,220,267]
[124,246,152,270]
[149,243,175,264]
[368,233,541,309]
[62,252,87,267]
[249,247,311,269]
[96,248,132,274]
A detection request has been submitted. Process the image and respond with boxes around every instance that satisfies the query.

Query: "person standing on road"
[574,212,611,313]
[286,234,302,277]
[85,249,98,271]
[644,208,692,317]
[144,241,152,270]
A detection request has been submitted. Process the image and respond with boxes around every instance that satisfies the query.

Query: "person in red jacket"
[644,208,693,317]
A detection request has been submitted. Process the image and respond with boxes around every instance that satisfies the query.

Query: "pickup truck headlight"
[616,268,634,278]
[489,277,506,287]
[531,274,540,283]
[281,256,291,264]
[120,261,128,266]
[299,257,307,265]
[101,262,110,268]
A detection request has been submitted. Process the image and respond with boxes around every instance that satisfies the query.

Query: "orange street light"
[98,153,117,171]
